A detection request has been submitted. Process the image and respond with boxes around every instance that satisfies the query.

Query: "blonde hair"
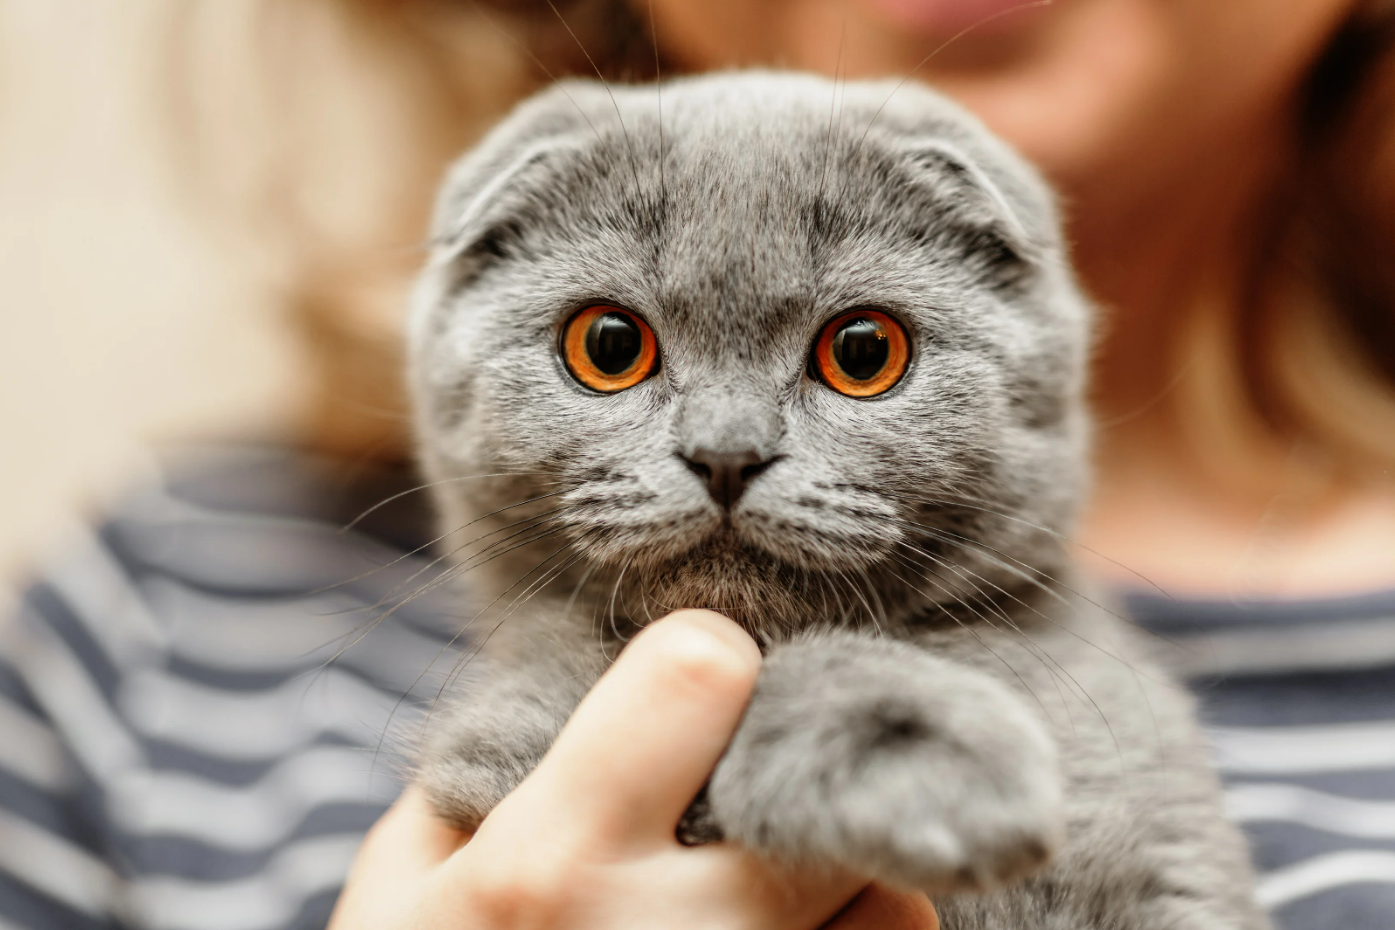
[168,0,1395,481]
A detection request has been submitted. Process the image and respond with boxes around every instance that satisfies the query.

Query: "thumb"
[824,884,939,930]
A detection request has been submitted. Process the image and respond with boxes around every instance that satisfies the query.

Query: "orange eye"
[561,305,659,393]
[811,310,911,397]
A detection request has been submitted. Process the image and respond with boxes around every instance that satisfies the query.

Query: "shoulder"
[0,445,468,930]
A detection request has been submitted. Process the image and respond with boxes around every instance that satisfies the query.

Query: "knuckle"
[464,848,579,927]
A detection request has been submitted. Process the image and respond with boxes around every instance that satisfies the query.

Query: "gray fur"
[407,72,1268,926]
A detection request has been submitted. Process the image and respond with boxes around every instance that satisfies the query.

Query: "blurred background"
[0,3,307,584]
[3,0,1394,600]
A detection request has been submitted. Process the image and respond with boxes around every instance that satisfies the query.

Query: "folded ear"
[429,137,582,265]
[408,135,585,354]
[899,141,1047,290]
[910,142,1033,238]
[426,79,622,271]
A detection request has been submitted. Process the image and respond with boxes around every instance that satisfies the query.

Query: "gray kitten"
[407,72,1267,926]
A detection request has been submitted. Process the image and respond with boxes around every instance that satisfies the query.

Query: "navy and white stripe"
[0,447,467,930]
[1130,590,1395,928]
[2,444,1393,929]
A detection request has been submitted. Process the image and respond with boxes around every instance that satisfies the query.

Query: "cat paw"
[815,696,1063,893]
[707,635,1065,894]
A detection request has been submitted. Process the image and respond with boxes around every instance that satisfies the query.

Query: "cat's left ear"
[898,141,1050,286]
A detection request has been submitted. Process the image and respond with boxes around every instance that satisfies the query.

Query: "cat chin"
[555,511,1027,634]
[601,537,917,638]
[570,511,898,576]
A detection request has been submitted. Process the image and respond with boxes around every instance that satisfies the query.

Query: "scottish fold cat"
[406,72,1267,927]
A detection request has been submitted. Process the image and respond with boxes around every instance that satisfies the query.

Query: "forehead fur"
[417,73,1079,372]
[431,71,1059,248]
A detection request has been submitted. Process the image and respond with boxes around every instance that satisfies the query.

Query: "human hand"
[329,608,937,929]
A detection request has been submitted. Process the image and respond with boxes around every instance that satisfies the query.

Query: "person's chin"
[853,0,1060,38]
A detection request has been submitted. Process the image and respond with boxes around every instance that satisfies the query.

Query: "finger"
[498,609,760,846]
[823,883,939,930]
[667,844,870,930]
[328,787,470,928]
[352,786,469,877]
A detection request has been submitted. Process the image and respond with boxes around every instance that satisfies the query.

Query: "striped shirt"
[1,445,1393,929]
[1128,590,1395,929]
[0,447,465,930]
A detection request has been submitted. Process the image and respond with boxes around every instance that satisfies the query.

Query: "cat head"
[409,72,1091,640]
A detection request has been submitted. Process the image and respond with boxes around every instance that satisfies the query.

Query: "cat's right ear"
[408,137,580,352]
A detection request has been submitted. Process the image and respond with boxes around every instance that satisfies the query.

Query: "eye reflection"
[830,318,891,381]
[585,312,643,375]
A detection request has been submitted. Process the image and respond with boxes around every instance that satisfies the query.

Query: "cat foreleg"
[706,631,1066,894]
[420,641,604,831]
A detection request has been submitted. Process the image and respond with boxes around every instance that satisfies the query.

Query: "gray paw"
[707,634,1065,893]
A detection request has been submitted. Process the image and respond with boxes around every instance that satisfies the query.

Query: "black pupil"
[831,318,889,381]
[585,312,642,376]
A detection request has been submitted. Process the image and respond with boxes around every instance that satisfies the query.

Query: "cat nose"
[681,448,774,510]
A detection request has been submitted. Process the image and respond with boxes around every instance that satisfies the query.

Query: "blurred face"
[642,0,1358,215]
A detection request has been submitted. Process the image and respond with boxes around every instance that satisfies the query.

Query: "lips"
[857,0,1054,35]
